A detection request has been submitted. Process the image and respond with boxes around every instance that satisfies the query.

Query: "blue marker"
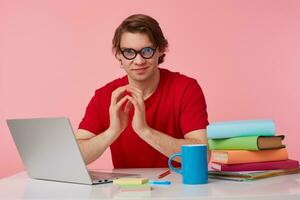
[149,180,171,185]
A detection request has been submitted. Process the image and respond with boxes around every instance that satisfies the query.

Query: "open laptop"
[7,117,138,185]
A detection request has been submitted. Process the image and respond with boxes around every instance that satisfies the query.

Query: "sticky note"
[113,178,149,185]
[119,183,151,192]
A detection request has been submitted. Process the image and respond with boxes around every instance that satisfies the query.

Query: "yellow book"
[113,178,149,185]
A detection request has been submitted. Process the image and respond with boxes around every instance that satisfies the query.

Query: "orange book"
[211,148,288,164]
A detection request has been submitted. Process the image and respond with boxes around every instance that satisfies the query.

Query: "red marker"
[158,169,171,179]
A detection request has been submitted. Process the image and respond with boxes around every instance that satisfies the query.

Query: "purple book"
[211,159,299,171]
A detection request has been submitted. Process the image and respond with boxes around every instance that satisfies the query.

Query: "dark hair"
[112,14,168,64]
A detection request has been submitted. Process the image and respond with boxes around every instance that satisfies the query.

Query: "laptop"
[6,117,138,185]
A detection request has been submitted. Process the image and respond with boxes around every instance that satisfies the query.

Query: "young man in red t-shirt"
[76,14,209,168]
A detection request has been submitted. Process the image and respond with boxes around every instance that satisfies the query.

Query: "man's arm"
[138,128,210,162]
[76,129,118,165]
[76,86,132,165]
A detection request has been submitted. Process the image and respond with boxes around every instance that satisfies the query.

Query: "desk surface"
[1,168,300,200]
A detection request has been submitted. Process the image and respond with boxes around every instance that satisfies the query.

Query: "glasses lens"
[141,47,155,58]
[122,49,136,59]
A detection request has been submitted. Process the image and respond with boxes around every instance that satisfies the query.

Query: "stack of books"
[207,120,299,180]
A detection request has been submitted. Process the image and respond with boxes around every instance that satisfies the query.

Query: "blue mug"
[168,144,208,184]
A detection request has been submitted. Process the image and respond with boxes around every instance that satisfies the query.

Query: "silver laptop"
[7,117,138,185]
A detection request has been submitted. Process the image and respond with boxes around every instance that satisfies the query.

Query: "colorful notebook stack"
[113,178,151,192]
[207,120,299,179]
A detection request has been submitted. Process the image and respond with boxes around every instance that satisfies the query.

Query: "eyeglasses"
[121,47,156,60]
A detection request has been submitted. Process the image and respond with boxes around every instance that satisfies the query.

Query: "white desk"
[1,168,300,199]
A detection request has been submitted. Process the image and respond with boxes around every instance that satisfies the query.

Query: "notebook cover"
[211,148,288,164]
[207,120,275,139]
[208,135,284,150]
[211,159,299,171]
[119,183,151,191]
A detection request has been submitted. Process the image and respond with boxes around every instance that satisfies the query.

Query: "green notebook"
[208,135,285,150]
[119,183,151,191]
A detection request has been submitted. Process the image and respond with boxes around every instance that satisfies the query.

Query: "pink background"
[1,0,300,178]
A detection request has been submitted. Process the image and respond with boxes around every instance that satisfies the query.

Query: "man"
[76,14,209,168]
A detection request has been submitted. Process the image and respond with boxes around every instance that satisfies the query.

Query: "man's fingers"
[124,100,132,113]
[127,86,143,97]
[115,95,129,109]
[127,96,140,111]
[126,86,143,104]
[111,86,127,105]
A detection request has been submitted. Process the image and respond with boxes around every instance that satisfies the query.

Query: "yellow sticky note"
[113,178,149,185]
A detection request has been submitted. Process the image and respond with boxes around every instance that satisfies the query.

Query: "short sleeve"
[78,91,106,135]
[180,80,209,134]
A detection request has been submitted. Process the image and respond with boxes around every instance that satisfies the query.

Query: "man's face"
[118,32,163,82]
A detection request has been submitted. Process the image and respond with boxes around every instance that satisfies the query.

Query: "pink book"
[211,159,299,171]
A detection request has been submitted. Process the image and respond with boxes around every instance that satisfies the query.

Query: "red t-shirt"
[78,68,209,168]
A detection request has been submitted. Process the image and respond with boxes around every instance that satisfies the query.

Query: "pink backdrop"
[1,0,300,178]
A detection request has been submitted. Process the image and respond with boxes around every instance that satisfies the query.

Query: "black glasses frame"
[121,47,157,60]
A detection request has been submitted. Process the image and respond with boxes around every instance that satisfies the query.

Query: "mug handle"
[168,153,182,174]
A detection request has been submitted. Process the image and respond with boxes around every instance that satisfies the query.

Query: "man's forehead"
[120,32,154,48]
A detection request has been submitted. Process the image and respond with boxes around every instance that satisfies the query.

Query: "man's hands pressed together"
[107,86,132,139]
[126,86,150,136]
[108,85,150,138]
